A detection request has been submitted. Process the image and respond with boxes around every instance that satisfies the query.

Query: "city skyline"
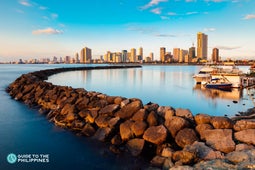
[0,0,255,62]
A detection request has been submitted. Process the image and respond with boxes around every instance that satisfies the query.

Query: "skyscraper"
[173,48,180,62]
[80,47,92,63]
[122,50,128,62]
[197,32,208,60]
[160,47,166,62]
[130,48,136,62]
[138,47,143,61]
[212,48,219,63]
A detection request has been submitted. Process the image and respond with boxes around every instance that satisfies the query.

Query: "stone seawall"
[6,65,255,169]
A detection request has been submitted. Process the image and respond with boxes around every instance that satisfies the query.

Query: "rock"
[95,115,111,128]
[93,127,111,142]
[150,156,166,167]
[119,120,134,141]
[78,110,89,118]
[184,141,224,160]
[195,124,213,140]
[131,120,147,137]
[157,106,175,120]
[162,158,174,170]
[172,150,196,165]
[99,104,119,116]
[194,113,211,125]
[132,109,147,121]
[72,120,85,130]
[193,159,237,170]
[143,125,167,145]
[234,129,255,145]
[114,97,123,105]
[65,112,76,122]
[84,109,98,124]
[60,103,76,115]
[203,129,235,153]
[233,119,255,131]
[226,151,249,164]
[175,128,199,148]
[165,116,190,138]
[144,103,159,112]
[210,116,233,129]
[76,97,90,111]
[161,147,174,158]
[115,100,142,119]
[235,143,255,151]
[111,134,122,145]
[126,138,145,156]
[108,117,120,128]
[147,111,158,126]
[175,108,194,121]
[81,123,96,137]
[120,99,130,108]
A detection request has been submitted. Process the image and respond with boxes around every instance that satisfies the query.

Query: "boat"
[193,66,214,84]
[205,78,232,90]
[194,62,244,88]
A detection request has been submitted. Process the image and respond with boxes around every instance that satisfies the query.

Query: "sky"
[0,0,255,62]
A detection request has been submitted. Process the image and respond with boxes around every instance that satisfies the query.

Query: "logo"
[7,153,17,164]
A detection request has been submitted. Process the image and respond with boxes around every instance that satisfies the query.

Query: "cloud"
[205,0,224,2]
[204,27,216,32]
[186,0,196,2]
[150,8,162,14]
[186,11,198,15]
[32,28,63,35]
[51,13,58,19]
[19,0,32,7]
[126,24,155,34]
[243,14,255,20]
[167,12,177,16]
[161,16,170,20]
[141,0,168,10]
[15,9,24,13]
[215,46,241,50]
[155,34,177,37]
[39,6,48,10]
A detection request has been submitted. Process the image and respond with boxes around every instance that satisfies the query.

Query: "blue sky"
[0,0,255,62]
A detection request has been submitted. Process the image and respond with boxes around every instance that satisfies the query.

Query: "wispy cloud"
[126,24,155,34]
[39,6,48,10]
[205,0,224,2]
[32,28,63,35]
[186,0,197,2]
[141,0,168,10]
[51,13,58,19]
[243,14,255,20]
[19,0,32,7]
[215,45,241,50]
[155,34,177,37]
[15,9,25,14]
[167,12,177,16]
[161,16,170,20]
[204,27,216,32]
[150,8,162,14]
[186,11,198,15]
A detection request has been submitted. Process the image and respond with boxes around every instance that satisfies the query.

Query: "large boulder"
[194,114,211,125]
[95,115,111,128]
[143,125,167,145]
[235,143,255,151]
[147,111,158,126]
[165,116,190,137]
[172,150,197,165]
[226,151,250,164]
[126,138,145,156]
[99,104,119,116]
[234,129,255,145]
[115,100,142,119]
[175,128,199,148]
[195,123,214,140]
[233,119,255,131]
[175,108,194,122]
[81,123,96,137]
[131,121,147,137]
[119,120,134,141]
[157,106,175,120]
[210,116,233,129]
[93,127,111,142]
[132,109,147,121]
[202,129,235,153]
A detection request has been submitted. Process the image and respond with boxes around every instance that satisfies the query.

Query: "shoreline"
[6,65,255,169]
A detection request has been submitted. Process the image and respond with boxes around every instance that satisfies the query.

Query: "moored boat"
[205,78,232,90]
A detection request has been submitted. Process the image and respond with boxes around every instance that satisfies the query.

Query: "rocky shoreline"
[6,65,255,169]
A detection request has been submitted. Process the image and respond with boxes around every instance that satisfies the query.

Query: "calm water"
[0,64,146,170]
[48,65,254,117]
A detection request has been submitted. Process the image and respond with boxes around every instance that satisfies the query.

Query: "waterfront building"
[160,47,166,62]
[150,52,154,61]
[122,50,128,62]
[189,46,196,59]
[212,48,219,63]
[138,47,143,61]
[107,51,112,62]
[173,48,180,62]
[179,49,188,63]
[80,47,92,63]
[197,32,208,60]
[130,48,136,62]
[75,53,80,63]
[65,56,71,64]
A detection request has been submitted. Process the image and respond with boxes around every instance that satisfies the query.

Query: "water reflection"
[193,84,242,101]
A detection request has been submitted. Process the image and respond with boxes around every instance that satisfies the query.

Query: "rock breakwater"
[6,65,255,169]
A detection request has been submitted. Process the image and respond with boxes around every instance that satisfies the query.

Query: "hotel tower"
[197,32,208,60]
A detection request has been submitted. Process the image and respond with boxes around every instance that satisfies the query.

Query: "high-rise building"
[122,50,128,62]
[130,48,136,62]
[80,47,92,63]
[179,49,188,63]
[150,52,154,61]
[138,47,143,61]
[75,53,80,63]
[212,48,219,63]
[173,48,180,62]
[189,47,196,59]
[197,32,208,60]
[160,47,166,62]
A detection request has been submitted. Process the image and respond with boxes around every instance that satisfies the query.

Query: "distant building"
[80,47,92,63]
[160,47,166,62]
[65,56,71,64]
[130,48,136,62]
[150,52,154,61]
[212,48,219,63]
[179,49,188,63]
[197,32,208,60]
[122,50,128,62]
[138,47,143,61]
[75,53,80,63]
[189,46,196,59]
[173,48,180,62]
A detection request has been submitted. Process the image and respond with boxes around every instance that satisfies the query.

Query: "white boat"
[193,66,214,84]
